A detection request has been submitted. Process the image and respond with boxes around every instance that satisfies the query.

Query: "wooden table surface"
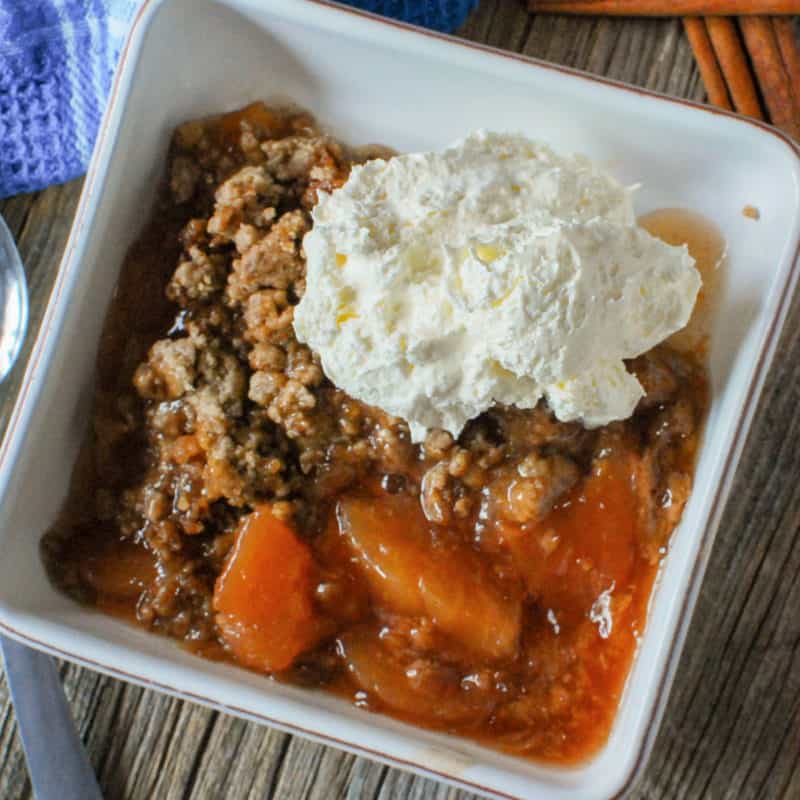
[1,2,799,798]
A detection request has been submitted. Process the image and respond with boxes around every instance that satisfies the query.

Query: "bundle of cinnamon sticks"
[528,1,800,137]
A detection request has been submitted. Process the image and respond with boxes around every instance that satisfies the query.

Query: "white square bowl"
[1,1,799,798]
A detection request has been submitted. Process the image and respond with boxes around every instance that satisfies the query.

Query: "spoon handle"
[0,637,103,800]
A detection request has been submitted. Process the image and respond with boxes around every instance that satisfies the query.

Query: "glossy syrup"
[639,208,726,355]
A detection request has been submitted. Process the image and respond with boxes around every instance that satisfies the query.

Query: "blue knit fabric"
[0,0,477,199]
[338,0,477,31]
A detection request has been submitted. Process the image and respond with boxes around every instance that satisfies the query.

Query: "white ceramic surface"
[0,2,798,798]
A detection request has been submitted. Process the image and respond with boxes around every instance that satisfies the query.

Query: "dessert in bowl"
[1,3,798,798]
[44,102,711,765]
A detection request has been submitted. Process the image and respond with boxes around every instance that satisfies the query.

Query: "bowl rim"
[1,1,799,798]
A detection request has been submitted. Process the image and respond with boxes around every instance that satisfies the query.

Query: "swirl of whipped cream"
[294,131,700,442]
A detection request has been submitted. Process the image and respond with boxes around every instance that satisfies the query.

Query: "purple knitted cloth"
[0,0,477,199]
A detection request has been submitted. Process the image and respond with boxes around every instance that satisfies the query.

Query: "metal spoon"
[0,638,103,800]
[0,213,103,800]
[0,214,27,382]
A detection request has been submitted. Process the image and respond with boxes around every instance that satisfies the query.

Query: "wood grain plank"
[0,675,31,800]
[0,2,799,799]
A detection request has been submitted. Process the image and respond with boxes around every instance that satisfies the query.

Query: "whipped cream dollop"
[294,131,700,442]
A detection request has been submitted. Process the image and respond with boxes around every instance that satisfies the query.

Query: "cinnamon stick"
[706,17,763,118]
[684,18,732,110]
[773,18,800,91]
[740,16,800,136]
[528,1,800,15]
